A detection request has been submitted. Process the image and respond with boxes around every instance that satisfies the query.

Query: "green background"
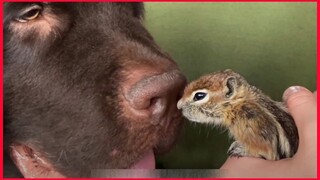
[144,3,316,169]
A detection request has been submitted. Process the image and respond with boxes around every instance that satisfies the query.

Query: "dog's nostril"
[150,97,166,125]
[150,97,159,108]
[176,90,184,102]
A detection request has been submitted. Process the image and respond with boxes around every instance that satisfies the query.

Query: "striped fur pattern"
[177,69,299,160]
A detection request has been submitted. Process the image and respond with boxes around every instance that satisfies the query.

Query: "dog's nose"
[125,70,187,126]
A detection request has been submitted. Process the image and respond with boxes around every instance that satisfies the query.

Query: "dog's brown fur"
[4,3,185,177]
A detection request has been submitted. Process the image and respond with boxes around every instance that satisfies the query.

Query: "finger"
[282,86,316,144]
[220,157,280,177]
[220,157,259,177]
[221,157,262,170]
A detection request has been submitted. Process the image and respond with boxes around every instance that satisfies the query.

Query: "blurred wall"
[144,2,316,169]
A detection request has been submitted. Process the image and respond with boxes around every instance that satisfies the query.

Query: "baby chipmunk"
[177,69,299,160]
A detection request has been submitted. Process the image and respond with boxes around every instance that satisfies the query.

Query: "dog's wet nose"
[125,70,187,126]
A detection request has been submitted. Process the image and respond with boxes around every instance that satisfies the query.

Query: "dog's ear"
[9,143,65,178]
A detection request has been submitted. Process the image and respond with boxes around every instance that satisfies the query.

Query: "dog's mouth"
[130,149,155,169]
[128,113,184,169]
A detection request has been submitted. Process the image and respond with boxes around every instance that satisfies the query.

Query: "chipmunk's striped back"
[177,69,299,160]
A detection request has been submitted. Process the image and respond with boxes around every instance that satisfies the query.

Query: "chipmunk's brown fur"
[177,69,299,160]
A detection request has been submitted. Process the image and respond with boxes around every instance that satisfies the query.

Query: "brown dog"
[4,3,186,177]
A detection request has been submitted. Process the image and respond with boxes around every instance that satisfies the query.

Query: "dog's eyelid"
[15,4,43,23]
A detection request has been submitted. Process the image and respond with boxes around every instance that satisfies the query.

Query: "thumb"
[282,86,316,147]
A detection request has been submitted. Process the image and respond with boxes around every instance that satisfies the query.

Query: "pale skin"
[220,86,317,178]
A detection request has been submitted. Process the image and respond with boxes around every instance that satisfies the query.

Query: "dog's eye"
[16,5,42,23]
[193,92,207,101]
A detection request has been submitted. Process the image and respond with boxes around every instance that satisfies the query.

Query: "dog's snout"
[125,70,187,126]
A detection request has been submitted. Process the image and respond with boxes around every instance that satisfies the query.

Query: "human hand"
[220,86,317,178]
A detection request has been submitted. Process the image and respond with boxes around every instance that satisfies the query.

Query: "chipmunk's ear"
[225,76,236,98]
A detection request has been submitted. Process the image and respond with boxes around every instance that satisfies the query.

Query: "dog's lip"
[151,109,182,129]
[129,113,182,169]
[130,149,155,169]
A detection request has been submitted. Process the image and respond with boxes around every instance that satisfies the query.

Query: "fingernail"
[283,86,303,102]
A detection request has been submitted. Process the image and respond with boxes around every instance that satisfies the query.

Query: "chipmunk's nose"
[125,70,187,126]
[177,99,184,110]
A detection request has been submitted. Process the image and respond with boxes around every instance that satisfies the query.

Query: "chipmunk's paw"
[227,141,246,158]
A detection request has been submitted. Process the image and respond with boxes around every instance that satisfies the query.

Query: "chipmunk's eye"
[193,92,207,101]
[226,77,236,98]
